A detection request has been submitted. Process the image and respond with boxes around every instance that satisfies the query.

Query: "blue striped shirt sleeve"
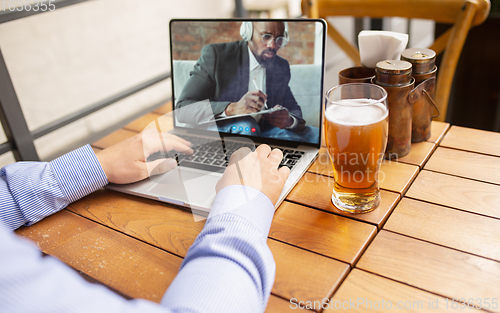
[0,185,276,313]
[0,145,276,312]
[0,145,108,231]
[161,185,276,312]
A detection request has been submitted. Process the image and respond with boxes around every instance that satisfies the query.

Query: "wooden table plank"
[425,147,500,185]
[307,148,419,194]
[15,210,182,303]
[18,197,337,311]
[67,189,204,257]
[427,121,450,143]
[92,129,138,149]
[270,202,377,265]
[124,112,174,133]
[69,190,350,306]
[268,239,349,310]
[406,170,500,219]
[92,146,103,154]
[153,102,173,115]
[397,141,436,168]
[286,172,400,229]
[440,125,500,157]
[356,230,500,312]
[378,160,420,195]
[328,269,476,312]
[385,197,500,262]
[124,112,163,133]
[267,295,312,312]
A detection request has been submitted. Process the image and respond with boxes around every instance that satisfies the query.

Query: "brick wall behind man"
[171,21,315,65]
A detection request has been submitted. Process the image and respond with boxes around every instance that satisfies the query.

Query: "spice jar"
[401,48,439,142]
[373,60,414,159]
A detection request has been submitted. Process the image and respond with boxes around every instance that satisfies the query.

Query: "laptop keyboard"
[147,134,305,172]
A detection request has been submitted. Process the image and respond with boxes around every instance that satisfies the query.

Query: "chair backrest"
[303,0,490,121]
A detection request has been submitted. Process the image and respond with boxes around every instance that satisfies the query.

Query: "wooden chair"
[302,0,490,121]
[244,0,290,18]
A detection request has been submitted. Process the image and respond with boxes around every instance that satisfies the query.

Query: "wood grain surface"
[397,141,436,168]
[125,112,174,133]
[34,100,500,311]
[329,269,476,312]
[270,201,377,265]
[123,112,163,133]
[377,160,420,195]
[12,208,320,313]
[67,189,204,257]
[286,172,400,228]
[425,147,500,185]
[153,103,173,115]
[428,121,450,143]
[406,170,500,218]
[357,231,500,312]
[385,197,500,262]
[267,295,312,312]
[268,238,349,309]
[91,128,138,149]
[15,210,182,303]
[440,125,500,157]
[307,148,419,194]
[68,190,350,306]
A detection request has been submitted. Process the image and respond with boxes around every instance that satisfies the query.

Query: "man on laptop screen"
[173,21,320,144]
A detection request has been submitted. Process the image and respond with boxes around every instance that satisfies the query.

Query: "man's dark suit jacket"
[175,40,305,130]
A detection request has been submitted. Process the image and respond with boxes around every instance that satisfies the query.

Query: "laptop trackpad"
[148,168,219,205]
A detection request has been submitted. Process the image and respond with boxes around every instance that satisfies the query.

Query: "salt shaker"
[401,48,439,142]
[373,60,414,159]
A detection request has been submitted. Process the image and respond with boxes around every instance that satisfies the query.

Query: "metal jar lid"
[375,60,413,87]
[401,48,436,74]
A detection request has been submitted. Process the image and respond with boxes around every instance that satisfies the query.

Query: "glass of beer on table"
[324,83,388,213]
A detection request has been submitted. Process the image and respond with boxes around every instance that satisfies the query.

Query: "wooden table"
[16,104,500,312]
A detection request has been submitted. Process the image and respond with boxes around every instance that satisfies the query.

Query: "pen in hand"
[252,79,268,110]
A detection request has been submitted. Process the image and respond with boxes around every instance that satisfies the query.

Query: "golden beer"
[325,85,388,213]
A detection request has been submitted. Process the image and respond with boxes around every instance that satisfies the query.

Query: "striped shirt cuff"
[207,185,275,237]
[50,145,108,203]
[0,145,108,230]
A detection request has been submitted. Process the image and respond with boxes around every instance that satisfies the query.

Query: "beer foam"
[325,99,387,126]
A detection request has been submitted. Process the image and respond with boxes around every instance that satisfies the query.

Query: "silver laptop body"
[108,18,327,216]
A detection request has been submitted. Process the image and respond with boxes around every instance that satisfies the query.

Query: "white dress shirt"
[221,46,298,128]
[248,45,267,99]
[218,47,266,119]
[0,145,276,313]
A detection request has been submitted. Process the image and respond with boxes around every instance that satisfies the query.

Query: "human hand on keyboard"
[215,144,290,205]
[96,129,193,184]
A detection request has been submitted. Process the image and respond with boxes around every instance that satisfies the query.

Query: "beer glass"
[324,83,388,213]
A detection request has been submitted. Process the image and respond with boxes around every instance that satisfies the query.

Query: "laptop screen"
[169,19,326,148]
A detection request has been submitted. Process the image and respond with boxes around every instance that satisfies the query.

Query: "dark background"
[436,3,500,132]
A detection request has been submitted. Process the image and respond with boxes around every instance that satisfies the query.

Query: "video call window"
[170,20,325,146]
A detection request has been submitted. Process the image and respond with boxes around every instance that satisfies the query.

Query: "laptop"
[108,18,327,217]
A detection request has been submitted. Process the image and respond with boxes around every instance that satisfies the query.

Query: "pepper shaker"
[401,48,439,142]
[373,60,414,159]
